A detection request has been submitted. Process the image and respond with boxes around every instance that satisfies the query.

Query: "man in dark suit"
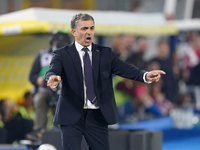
[45,13,165,150]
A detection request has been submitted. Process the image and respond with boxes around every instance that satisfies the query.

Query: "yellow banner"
[0,20,178,37]
[0,56,34,102]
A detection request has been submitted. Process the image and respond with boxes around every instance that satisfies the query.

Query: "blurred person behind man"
[112,34,135,62]
[176,32,199,82]
[0,100,7,143]
[149,39,178,102]
[126,37,148,69]
[178,31,200,86]
[146,61,173,116]
[111,35,138,121]
[4,92,34,144]
[28,31,71,141]
[17,91,34,120]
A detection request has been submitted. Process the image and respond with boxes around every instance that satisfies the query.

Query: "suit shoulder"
[94,43,112,51]
[54,43,72,53]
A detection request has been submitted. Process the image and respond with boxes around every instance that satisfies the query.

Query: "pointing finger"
[158,70,166,75]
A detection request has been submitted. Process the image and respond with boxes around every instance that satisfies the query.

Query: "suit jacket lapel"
[68,42,83,82]
[92,43,100,87]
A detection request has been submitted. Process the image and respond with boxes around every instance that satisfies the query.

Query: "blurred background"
[1,0,200,150]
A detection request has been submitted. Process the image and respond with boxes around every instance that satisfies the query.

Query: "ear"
[71,28,76,37]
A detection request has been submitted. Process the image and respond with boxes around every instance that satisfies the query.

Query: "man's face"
[71,20,94,47]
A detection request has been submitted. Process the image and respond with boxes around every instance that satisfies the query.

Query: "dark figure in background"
[126,37,148,69]
[111,35,135,62]
[28,31,71,140]
[0,100,7,144]
[3,92,34,144]
[17,91,34,120]
[187,62,200,85]
[150,39,178,102]
[5,109,33,144]
[46,13,165,150]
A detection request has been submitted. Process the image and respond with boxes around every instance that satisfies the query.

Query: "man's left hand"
[146,70,166,83]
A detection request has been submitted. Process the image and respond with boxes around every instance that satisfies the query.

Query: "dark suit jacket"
[45,42,146,125]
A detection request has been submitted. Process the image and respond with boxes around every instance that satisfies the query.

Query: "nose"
[86,29,92,35]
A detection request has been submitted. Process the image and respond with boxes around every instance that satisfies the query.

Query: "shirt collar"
[75,41,92,53]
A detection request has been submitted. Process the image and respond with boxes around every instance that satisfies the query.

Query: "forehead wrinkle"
[77,19,94,26]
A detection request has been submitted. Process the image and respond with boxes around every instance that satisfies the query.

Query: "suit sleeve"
[110,49,146,82]
[45,50,63,81]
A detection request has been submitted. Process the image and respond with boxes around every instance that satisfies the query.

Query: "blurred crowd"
[0,92,34,144]
[112,31,200,123]
[1,30,200,144]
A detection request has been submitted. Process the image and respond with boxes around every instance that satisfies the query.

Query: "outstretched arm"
[145,70,166,83]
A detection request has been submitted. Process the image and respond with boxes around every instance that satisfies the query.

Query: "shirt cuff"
[143,72,152,84]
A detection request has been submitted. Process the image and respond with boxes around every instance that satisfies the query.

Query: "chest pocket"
[102,70,110,79]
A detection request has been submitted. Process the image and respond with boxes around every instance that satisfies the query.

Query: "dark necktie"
[82,47,96,104]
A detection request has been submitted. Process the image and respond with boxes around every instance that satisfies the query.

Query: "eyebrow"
[81,26,95,29]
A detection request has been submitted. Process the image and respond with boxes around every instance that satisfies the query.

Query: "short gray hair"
[71,13,94,29]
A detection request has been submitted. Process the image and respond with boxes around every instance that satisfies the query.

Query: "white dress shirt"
[75,41,99,109]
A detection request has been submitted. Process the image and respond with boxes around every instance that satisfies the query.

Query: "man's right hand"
[47,75,61,90]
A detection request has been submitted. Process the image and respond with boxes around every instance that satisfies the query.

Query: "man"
[28,31,71,140]
[46,13,165,150]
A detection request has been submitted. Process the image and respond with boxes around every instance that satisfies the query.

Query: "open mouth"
[86,37,91,42]
[87,37,91,40]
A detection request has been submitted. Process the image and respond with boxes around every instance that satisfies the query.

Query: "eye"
[82,27,88,30]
